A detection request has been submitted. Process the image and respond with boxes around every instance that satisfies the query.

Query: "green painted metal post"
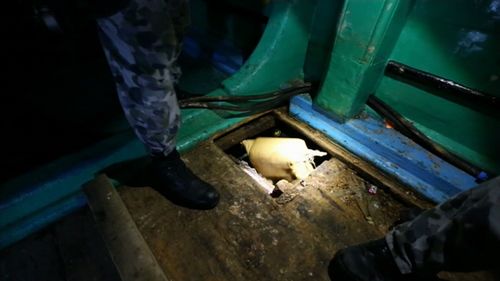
[314,0,415,120]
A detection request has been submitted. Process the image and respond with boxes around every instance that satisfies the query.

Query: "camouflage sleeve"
[96,0,190,156]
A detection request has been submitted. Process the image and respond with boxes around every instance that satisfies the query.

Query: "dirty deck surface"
[117,138,494,281]
[0,208,120,281]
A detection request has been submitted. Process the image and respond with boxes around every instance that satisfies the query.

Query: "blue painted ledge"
[290,95,477,204]
[0,132,146,249]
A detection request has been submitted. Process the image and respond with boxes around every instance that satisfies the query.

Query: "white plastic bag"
[241,137,327,181]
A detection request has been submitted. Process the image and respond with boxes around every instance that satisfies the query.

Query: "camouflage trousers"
[96,0,190,156]
[386,176,500,274]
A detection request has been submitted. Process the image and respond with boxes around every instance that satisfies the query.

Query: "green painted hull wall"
[313,0,500,174]
[178,0,316,151]
[376,0,500,173]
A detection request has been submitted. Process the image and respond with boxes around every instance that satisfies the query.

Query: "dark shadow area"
[303,0,345,83]
[101,156,153,187]
[0,207,120,281]
[3,0,126,182]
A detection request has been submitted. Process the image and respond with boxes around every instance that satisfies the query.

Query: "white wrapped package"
[241,137,327,181]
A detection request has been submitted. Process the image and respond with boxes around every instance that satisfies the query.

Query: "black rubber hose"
[178,103,255,111]
[367,95,489,182]
[385,61,499,107]
[178,84,312,103]
[179,85,312,111]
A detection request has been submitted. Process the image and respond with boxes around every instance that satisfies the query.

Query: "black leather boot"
[150,150,220,210]
[328,239,442,281]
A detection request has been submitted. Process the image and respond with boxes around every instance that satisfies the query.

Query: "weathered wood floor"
[115,113,496,281]
[119,145,398,281]
[0,208,120,281]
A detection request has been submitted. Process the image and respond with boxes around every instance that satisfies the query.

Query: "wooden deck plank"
[0,229,65,281]
[53,209,121,281]
[0,208,120,281]
[85,175,169,281]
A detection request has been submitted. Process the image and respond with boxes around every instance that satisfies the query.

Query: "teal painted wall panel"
[303,0,343,82]
[376,0,500,173]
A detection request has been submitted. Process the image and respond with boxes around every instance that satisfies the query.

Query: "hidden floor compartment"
[214,113,331,198]
[212,111,406,226]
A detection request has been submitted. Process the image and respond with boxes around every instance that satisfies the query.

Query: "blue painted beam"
[0,132,146,249]
[290,95,477,203]
[0,192,87,249]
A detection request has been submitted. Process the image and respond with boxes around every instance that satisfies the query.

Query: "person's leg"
[97,0,182,156]
[387,176,500,274]
[96,0,219,209]
[329,177,500,281]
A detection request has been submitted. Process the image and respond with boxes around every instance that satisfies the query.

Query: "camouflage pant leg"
[386,177,500,274]
[96,0,190,156]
